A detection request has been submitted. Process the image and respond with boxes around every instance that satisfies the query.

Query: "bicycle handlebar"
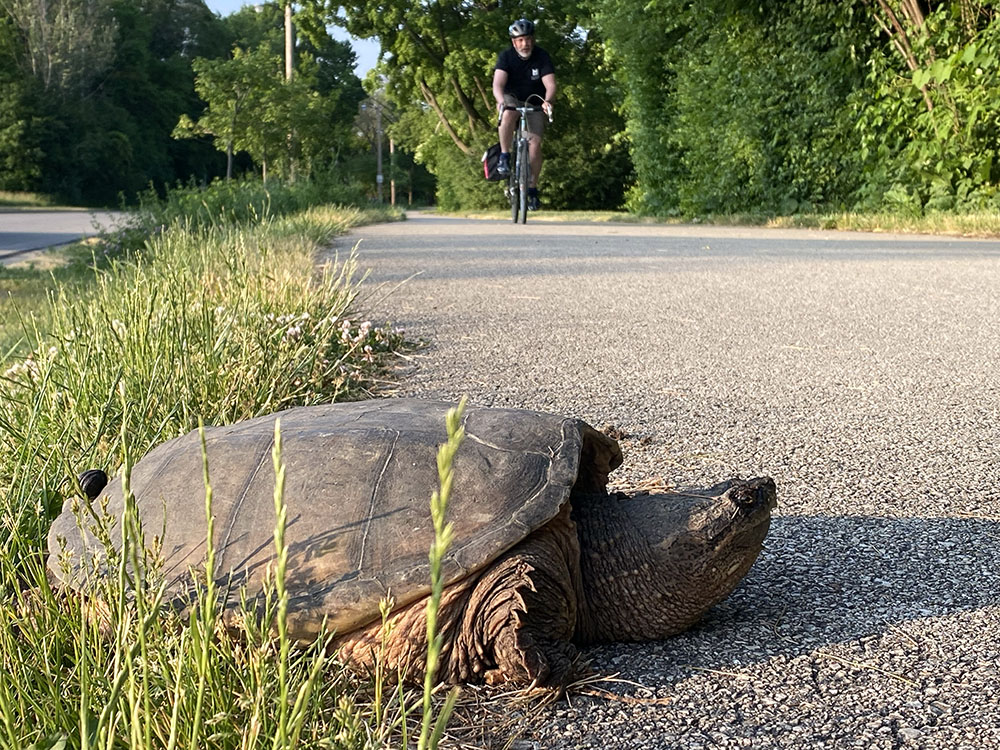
[497,103,553,125]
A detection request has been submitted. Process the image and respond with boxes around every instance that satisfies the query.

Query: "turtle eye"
[730,484,757,508]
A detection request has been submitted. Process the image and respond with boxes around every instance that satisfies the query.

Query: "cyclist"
[492,18,556,211]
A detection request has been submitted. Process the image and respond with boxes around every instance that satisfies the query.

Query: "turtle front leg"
[451,504,584,686]
[336,504,583,686]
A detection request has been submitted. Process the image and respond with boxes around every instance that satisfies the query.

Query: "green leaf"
[27,734,68,750]
[976,153,994,184]
[929,59,952,83]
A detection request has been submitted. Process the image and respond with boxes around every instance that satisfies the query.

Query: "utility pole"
[389,138,396,207]
[375,103,384,203]
[284,2,294,81]
[284,1,296,181]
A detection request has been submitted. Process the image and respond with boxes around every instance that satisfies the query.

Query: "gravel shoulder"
[324,213,1000,749]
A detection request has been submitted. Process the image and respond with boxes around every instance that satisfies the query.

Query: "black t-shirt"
[495,46,555,102]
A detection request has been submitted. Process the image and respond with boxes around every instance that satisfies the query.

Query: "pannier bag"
[482,142,504,181]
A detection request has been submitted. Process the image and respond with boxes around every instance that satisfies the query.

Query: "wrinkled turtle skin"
[48,399,776,686]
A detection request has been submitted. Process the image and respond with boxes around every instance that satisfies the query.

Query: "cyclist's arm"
[492,69,509,112]
[542,73,556,115]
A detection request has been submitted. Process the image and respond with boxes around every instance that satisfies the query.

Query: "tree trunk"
[418,79,472,155]
[869,0,935,112]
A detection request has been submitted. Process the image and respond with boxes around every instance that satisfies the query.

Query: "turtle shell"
[47,399,622,638]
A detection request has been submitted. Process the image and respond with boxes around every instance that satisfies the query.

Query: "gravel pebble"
[326,214,1000,749]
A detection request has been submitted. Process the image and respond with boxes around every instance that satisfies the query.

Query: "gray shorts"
[503,93,546,137]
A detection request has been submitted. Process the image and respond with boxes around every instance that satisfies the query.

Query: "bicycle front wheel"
[509,171,519,223]
[516,140,529,224]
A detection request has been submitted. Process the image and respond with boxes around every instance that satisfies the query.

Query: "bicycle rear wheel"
[516,139,529,224]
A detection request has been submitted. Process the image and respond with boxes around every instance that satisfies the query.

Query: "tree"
[178,1,366,183]
[0,14,42,188]
[853,1,1000,211]
[0,0,118,99]
[589,0,873,215]
[175,46,280,179]
[0,0,233,203]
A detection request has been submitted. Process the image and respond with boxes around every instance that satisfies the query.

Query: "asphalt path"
[327,213,1000,749]
[0,209,123,265]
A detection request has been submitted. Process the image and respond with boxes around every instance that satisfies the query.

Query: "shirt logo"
[531,67,540,79]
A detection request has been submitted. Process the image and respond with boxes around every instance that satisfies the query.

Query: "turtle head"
[574,476,776,643]
[641,477,776,624]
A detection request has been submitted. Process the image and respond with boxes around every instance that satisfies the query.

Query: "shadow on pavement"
[587,513,1000,678]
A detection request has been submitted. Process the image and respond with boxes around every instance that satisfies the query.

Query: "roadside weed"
[0,203,447,748]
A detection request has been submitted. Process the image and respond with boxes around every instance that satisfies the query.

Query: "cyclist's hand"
[542,100,553,119]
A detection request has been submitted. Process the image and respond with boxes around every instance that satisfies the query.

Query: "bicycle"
[499,94,551,224]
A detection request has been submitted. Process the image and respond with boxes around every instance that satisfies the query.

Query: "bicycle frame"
[499,96,549,224]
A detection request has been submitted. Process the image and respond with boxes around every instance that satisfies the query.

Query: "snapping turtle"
[48,399,776,686]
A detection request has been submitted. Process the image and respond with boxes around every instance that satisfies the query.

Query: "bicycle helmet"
[508,18,535,38]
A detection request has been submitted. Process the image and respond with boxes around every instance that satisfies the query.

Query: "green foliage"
[177,2,374,187]
[594,0,1000,216]
[1,0,118,99]
[176,46,291,178]
[102,178,372,266]
[592,0,871,215]
[7,0,999,215]
[852,3,1000,212]
[587,0,686,214]
[0,0,370,206]
[0,0,230,204]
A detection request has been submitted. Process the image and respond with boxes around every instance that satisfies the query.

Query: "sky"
[202,1,381,76]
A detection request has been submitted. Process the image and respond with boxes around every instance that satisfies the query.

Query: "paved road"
[0,209,123,265]
[328,214,1000,749]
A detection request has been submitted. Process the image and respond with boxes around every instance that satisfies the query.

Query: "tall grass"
[418,398,466,750]
[1,207,402,555]
[133,178,371,232]
[0,190,54,207]
[0,202,476,748]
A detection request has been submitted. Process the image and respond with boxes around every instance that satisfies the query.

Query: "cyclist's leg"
[518,138,530,221]
[527,134,543,188]
[524,109,547,188]
[498,94,520,153]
